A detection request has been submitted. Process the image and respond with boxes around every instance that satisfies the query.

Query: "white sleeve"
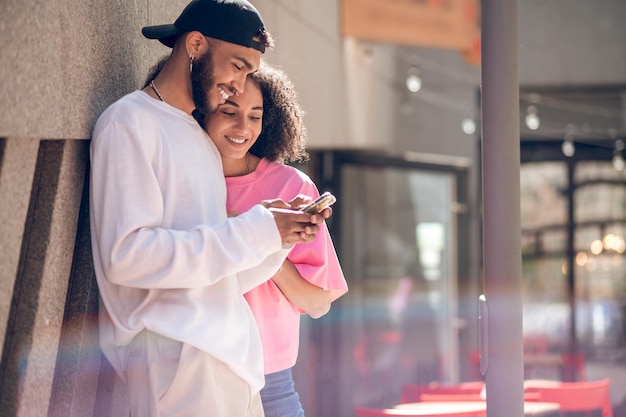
[236,245,293,294]
[90,119,282,290]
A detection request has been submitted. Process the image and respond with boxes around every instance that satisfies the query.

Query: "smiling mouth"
[226,136,247,144]
[218,86,231,102]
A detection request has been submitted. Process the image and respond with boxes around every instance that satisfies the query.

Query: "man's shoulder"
[98,91,148,119]
[94,91,156,132]
[92,91,157,143]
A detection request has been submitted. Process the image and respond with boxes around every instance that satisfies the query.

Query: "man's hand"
[261,197,333,245]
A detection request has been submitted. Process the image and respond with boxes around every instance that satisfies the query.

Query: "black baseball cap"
[142,0,267,53]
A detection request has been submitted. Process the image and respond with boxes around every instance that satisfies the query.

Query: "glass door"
[294,151,470,417]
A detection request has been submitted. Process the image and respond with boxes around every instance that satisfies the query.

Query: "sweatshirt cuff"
[247,204,283,253]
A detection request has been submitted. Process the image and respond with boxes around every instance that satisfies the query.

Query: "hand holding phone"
[300,191,337,214]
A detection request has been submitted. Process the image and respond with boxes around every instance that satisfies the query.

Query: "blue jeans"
[260,368,305,417]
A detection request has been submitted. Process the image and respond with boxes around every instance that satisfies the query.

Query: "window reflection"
[521,159,626,379]
[338,164,459,410]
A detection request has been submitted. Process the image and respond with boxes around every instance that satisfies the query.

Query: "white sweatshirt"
[89,90,288,393]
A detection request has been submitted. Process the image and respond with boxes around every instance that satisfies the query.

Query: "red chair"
[560,352,587,381]
[355,406,485,417]
[525,378,613,417]
[418,392,541,402]
[523,334,549,354]
[400,382,484,403]
[419,394,484,402]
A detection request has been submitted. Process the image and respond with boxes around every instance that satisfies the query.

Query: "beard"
[190,50,215,117]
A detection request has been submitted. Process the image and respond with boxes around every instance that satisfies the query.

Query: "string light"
[562,134,576,157]
[462,118,477,135]
[391,53,623,143]
[520,92,622,120]
[519,92,623,143]
[405,66,423,93]
[389,50,625,144]
[612,139,625,171]
[525,105,540,130]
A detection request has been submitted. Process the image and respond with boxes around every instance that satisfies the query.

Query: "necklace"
[242,153,252,175]
[149,80,164,102]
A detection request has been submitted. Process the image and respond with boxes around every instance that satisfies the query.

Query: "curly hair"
[248,61,308,164]
[143,57,308,163]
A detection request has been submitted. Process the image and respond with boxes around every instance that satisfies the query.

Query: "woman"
[204,61,348,417]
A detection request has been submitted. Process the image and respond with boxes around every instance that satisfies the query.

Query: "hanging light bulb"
[462,118,476,135]
[613,139,625,171]
[406,66,422,93]
[612,155,624,171]
[562,134,575,157]
[525,105,540,130]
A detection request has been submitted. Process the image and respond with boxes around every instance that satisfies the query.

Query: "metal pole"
[566,160,578,381]
[480,0,525,416]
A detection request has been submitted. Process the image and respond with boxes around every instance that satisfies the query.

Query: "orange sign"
[342,0,480,65]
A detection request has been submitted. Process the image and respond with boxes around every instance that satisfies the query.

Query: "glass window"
[521,158,626,380]
[337,163,460,410]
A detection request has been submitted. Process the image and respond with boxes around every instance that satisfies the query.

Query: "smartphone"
[301,191,337,214]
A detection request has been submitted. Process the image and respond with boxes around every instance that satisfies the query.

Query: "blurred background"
[1,0,625,416]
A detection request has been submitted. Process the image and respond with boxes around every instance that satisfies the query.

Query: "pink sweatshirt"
[226,158,348,374]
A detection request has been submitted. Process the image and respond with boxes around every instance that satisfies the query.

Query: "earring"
[189,52,194,73]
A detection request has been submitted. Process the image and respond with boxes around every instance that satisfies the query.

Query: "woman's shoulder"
[264,160,314,183]
[261,159,318,195]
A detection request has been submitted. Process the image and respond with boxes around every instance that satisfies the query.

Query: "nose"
[232,72,247,95]
[233,114,250,133]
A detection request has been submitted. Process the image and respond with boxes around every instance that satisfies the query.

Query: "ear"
[185,31,205,56]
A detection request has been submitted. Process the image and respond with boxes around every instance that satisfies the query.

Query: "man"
[89,1,328,416]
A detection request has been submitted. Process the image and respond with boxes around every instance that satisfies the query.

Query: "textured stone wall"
[0,1,187,415]
[0,0,185,140]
